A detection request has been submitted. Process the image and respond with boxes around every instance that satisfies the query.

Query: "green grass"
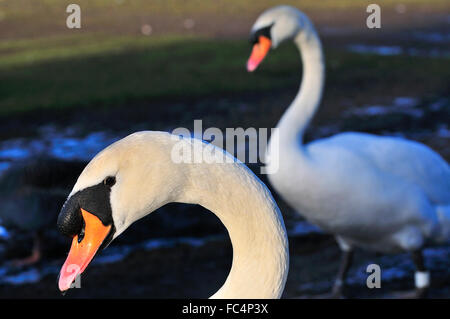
[0,34,187,68]
[1,0,447,117]
[1,33,449,116]
[0,34,295,114]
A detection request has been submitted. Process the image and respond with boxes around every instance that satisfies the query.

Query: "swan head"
[247,5,309,71]
[56,131,187,292]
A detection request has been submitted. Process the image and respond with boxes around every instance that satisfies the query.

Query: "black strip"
[249,24,274,44]
[57,180,115,241]
[0,299,446,316]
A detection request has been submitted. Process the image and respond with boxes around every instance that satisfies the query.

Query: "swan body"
[248,5,450,295]
[272,132,450,253]
[57,131,289,298]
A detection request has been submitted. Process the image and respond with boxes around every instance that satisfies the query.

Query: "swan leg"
[10,231,42,267]
[411,250,429,298]
[388,250,429,299]
[330,249,354,298]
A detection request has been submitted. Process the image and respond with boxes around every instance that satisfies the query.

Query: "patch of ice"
[0,127,120,166]
[429,98,448,111]
[0,225,9,239]
[0,264,60,286]
[349,105,391,116]
[288,221,322,237]
[0,147,30,160]
[347,44,450,58]
[346,105,423,118]
[345,97,424,118]
[141,236,209,251]
[0,267,7,277]
[414,32,450,44]
[394,97,419,108]
[180,237,206,247]
[49,132,119,160]
[436,125,450,139]
[0,162,11,174]
[423,246,450,259]
[2,269,41,285]
[347,45,402,56]
[142,238,176,250]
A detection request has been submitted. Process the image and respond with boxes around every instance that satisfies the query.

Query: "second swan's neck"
[276,26,325,148]
[178,141,289,298]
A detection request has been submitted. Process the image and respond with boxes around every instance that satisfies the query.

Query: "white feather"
[253,6,450,254]
[71,131,289,298]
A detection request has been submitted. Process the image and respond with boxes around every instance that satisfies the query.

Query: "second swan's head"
[247,5,312,72]
[56,131,188,292]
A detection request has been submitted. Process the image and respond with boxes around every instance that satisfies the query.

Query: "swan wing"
[309,132,450,206]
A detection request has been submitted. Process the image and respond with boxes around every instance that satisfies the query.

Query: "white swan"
[56,131,289,298]
[247,5,450,297]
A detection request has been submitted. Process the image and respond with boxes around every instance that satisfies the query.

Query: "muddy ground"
[0,89,448,298]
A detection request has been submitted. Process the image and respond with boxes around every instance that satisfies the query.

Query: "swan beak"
[58,208,111,292]
[247,36,272,72]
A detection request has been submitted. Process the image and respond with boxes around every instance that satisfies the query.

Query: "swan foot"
[9,256,40,267]
[317,248,354,299]
[9,247,41,267]
[386,251,429,299]
[8,232,42,267]
[385,287,428,299]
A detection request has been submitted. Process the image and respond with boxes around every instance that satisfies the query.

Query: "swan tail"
[435,205,450,243]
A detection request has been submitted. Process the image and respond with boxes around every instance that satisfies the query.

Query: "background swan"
[56,131,289,298]
[247,5,450,297]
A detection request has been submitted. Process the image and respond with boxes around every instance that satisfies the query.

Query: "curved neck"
[178,147,289,298]
[277,26,325,147]
[100,133,288,298]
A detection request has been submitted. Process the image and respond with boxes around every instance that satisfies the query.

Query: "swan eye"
[249,24,273,44]
[103,176,116,187]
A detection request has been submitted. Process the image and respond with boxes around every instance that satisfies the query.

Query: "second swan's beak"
[247,36,272,72]
[58,208,111,292]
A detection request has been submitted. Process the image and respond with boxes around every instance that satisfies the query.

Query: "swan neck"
[277,26,325,146]
[181,156,289,298]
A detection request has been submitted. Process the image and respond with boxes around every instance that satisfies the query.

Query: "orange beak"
[247,36,272,72]
[58,208,111,292]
